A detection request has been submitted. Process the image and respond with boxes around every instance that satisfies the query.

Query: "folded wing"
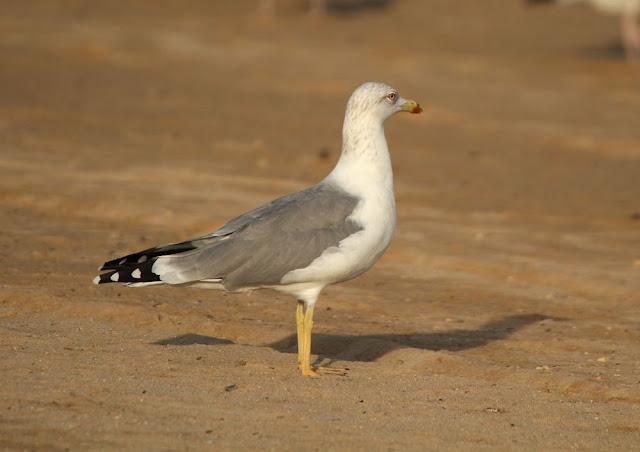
[95,183,362,290]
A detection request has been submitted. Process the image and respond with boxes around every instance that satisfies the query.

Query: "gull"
[527,0,640,61]
[257,0,392,19]
[94,82,422,377]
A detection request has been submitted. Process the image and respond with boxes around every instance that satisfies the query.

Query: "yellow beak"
[400,99,422,114]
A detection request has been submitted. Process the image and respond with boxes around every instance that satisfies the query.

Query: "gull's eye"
[386,92,398,102]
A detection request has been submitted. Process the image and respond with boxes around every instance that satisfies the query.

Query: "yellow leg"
[300,303,319,377]
[296,301,304,368]
[295,299,349,377]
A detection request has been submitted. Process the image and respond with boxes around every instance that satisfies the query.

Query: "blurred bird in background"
[259,0,328,17]
[527,0,640,61]
[258,0,392,18]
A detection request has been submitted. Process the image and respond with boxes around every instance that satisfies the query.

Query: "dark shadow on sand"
[154,334,234,346]
[326,0,391,14]
[153,313,560,362]
[578,40,626,60]
[269,313,558,361]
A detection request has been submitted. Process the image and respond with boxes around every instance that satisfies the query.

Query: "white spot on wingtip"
[110,272,120,282]
[119,258,127,265]
[93,276,100,285]
[137,255,148,263]
[132,268,142,279]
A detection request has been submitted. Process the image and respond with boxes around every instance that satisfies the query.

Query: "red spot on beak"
[411,105,423,114]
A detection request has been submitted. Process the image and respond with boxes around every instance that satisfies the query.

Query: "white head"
[345,82,422,124]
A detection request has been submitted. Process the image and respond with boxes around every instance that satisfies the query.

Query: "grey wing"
[151,183,362,289]
[98,198,291,272]
[199,194,291,240]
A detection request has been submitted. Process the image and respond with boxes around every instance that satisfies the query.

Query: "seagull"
[257,0,392,18]
[527,0,640,61]
[94,82,422,377]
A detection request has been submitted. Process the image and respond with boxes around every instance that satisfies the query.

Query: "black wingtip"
[93,271,119,285]
[94,262,162,286]
[99,242,197,271]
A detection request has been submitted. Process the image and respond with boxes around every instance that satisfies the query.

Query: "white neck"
[325,111,394,196]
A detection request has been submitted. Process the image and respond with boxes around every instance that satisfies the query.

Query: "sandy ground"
[1,0,640,450]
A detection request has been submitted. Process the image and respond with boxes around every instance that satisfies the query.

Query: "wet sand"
[1,1,639,449]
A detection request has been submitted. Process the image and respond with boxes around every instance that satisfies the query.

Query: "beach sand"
[1,1,639,449]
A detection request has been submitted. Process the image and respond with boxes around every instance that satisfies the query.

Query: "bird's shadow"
[154,334,234,346]
[153,313,561,362]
